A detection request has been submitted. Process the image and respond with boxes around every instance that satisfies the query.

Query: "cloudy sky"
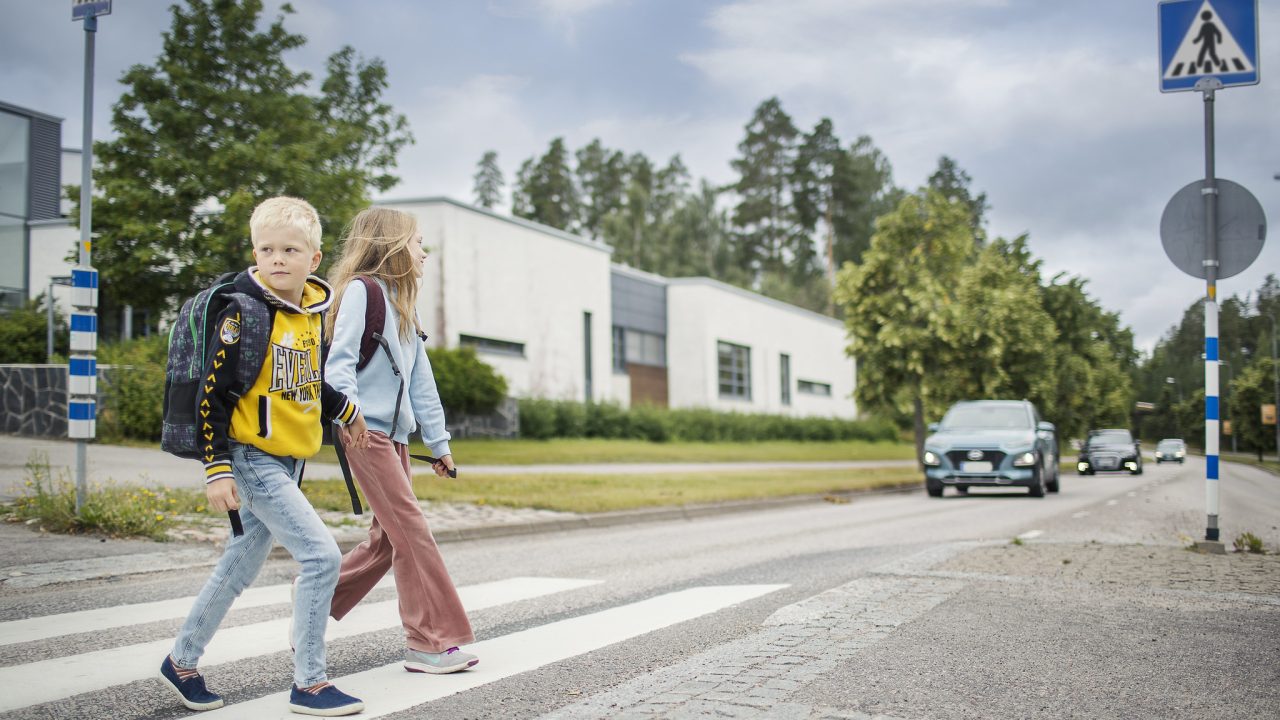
[2,0,1276,352]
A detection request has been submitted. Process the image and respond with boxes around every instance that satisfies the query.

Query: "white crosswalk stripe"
[0,576,393,647]
[0,576,600,713]
[202,585,788,720]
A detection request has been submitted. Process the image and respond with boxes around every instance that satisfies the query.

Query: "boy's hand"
[432,454,456,478]
[206,477,240,511]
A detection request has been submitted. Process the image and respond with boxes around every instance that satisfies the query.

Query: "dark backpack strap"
[355,276,387,371]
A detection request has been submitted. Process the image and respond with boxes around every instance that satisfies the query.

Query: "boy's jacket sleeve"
[197,304,244,484]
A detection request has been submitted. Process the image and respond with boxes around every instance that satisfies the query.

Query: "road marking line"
[1071,511,1090,518]
[1106,500,1118,506]
[1127,492,1137,497]
[0,576,599,713]
[1016,530,1043,540]
[201,584,789,720]
[0,576,394,648]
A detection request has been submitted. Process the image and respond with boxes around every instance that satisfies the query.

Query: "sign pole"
[1199,77,1222,546]
[70,2,109,514]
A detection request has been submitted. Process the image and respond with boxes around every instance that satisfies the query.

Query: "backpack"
[161,271,271,537]
[161,271,272,459]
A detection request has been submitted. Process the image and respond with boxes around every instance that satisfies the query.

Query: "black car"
[1077,429,1143,475]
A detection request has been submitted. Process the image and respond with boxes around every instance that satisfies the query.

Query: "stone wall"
[446,397,519,440]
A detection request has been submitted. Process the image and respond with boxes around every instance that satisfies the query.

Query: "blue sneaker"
[288,683,364,716]
[159,655,224,711]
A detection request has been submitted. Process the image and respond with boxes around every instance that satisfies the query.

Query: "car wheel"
[1131,464,1143,476]
[1028,464,1046,498]
[926,477,944,498]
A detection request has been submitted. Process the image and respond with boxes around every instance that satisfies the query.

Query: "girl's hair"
[325,207,422,341]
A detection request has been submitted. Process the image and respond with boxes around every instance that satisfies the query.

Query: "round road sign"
[1160,178,1266,280]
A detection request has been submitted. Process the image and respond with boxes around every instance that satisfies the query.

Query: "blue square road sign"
[1159,0,1259,92]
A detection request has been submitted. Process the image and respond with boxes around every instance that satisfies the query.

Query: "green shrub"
[427,346,508,415]
[516,398,898,443]
[0,296,65,363]
[97,336,168,441]
[517,398,558,439]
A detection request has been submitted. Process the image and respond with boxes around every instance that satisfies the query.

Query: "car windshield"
[1158,441,1183,450]
[941,405,1030,430]
[1090,431,1132,445]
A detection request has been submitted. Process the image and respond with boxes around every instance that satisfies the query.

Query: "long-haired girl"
[323,207,477,673]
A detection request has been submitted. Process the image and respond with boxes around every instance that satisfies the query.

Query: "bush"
[516,399,898,443]
[427,346,508,416]
[97,336,168,441]
[0,295,65,363]
[517,398,558,440]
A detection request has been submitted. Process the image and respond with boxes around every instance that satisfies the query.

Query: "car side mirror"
[927,423,939,433]
[1036,421,1055,433]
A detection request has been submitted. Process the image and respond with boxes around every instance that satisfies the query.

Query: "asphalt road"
[0,457,1276,719]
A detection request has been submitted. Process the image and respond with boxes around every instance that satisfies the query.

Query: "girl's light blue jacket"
[325,278,452,458]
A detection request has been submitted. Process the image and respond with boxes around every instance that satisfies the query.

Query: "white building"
[388,198,858,418]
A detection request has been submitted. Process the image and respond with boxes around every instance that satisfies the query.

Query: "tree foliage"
[472,150,504,209]
[836,188,1135,457]
[0,297,65,363]
[77,0,411,332]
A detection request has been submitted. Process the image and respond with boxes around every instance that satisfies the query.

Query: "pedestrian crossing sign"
[1159,0,1259,92]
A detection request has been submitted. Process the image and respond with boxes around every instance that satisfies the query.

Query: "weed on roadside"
[0,453,210,541]
[1232,531,1265,554]
[1010,537,1024,546]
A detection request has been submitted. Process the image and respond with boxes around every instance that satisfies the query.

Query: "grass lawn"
[300,466,921,514]
[1221,455,1280,476]
[306,437,915,466]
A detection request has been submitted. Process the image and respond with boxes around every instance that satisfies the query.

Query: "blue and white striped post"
[1200,79,1221,545]
[70,2,110,514]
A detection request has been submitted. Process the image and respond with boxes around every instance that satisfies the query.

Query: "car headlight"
[1176,451,1184,457]
[1013,451,1036,467]
[923,450,941,466]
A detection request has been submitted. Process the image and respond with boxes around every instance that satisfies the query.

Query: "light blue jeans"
[171,442,341,688]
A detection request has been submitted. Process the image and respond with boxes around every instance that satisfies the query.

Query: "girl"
[323,207,478,673]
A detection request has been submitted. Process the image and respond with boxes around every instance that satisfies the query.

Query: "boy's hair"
[250,196,323,252]
[325,207,421,342]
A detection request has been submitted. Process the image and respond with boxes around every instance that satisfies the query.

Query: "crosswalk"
[0,574,787,717]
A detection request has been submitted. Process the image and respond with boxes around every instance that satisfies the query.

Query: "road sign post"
[1157,0,1263,550]
[70,0,110,513]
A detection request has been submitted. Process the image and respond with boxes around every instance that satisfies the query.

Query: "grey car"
[922,400,1060,498]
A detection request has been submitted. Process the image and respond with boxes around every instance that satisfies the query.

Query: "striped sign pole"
[1200,82,1221,545]
[70,3,108,514]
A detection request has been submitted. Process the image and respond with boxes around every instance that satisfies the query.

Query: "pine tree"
[575,139,626,239]
[927,155,989,242]
[473,150,503,209]
[511,137,579,232]
[729,97,804,281]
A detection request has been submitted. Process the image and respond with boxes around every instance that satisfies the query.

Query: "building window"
[460,333,525,357]
[797,379,832,397]
[624,328,665,367]
[718,341,751,400]
[0,110,29,218]
[612,326,626,372]
[780,353,791,406]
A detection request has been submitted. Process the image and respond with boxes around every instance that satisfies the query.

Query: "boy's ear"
[310,250,323,272]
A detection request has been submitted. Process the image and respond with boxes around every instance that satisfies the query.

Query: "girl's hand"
[433,454,455,478]
[341,412,371,450]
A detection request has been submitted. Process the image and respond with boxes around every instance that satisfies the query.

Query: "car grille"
[945,450,1007,467]
[1092,453,1120,470]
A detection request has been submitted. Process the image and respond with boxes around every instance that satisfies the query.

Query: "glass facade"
[0,110,29,308]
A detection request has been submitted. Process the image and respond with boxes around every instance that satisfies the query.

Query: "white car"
[1155,438,1186,464]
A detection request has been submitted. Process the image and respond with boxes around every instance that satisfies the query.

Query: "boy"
[160,197,368,716]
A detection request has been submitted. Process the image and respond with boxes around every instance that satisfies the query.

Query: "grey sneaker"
[404,646,479,674]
